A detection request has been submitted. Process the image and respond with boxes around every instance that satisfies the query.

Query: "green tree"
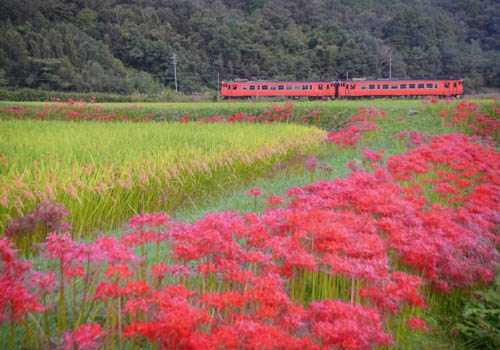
[76,8,98,31]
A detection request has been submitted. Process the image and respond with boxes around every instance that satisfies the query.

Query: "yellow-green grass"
[0,120,325,242]
[1,99,494,130]
[0,99,454,120]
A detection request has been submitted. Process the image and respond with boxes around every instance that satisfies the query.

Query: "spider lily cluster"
[1,100,498,349]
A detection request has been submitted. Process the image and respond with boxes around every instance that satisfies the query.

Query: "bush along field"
[0,97,499,350]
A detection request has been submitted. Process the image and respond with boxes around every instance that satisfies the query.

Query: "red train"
[220,79,464,100]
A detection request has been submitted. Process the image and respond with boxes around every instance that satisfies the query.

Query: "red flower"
[268,196,284,207]
[125,279,149,295]
[407,318,429,332]
[64,264,85,284]
[248,188,263,197]
[64,323,104,350]
[105,264,133,280]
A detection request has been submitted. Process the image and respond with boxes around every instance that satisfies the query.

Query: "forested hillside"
[0,0,498,95]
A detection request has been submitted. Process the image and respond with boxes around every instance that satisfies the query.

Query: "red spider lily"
[125,279,149,295]
[360,272,426,313]
[124,286,212,349]
[32,270,58,295]
[268,195,284,208]
[248,188,263,197]
[93,281,128,301]
[42,231,79,263]
[64,265,85,284]
[2,101,499,349]
[363,149,383,163]
[307,299,394,350]
[0,237,16,263]
[93,236,138,264]
[0,238,45,323]
[64,323,105,350]
[199,291,246,313]
[105,264,133,279]
[407,317,429,332]
[129,212,171,230]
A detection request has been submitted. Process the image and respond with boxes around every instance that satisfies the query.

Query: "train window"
[400,84,406,89]
[326,84,330,88]
[278,85,284,90]
[257,85,261,90]
[233,85,237,90]
[302,85,309,90]
[262,85,268,90]
[294,85,300,90]
[454,82,457,87]
[382,84,389,89]
[361,85,367,90]
[286,85,292,90]
[426,83,433,89]
[242,85,248,90]
[369,84,376,90]
[319,84,323,90]
[377,84,380,89]
[434,83,438,88]
[310,85,313,90]
[270,85,277,90]
[391,84,398,89]
[249,85,255,90]
[351,84,356,89]
[222,83,227,87]
[444,83,450,88]
[409,84,416,89]
[418,84,425,88]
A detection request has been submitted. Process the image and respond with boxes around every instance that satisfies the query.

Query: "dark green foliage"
[0,0,498,97]
[456,276,500,349]
[0,88,136,102]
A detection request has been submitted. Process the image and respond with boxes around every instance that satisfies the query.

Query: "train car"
[220,80,336,100]
[220,78,464,100]
[340,79,464,99]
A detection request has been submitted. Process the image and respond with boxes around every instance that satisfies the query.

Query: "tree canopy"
[0,0,498,94]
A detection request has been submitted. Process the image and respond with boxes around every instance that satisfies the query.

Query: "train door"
[448,80,464,98]
[326,82,335,99]
[452,81,458,95]
[221,82,228,99]
[334,82,339,99]
[459,80,464,96]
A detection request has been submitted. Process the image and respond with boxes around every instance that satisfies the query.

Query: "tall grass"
[0,121,324,247]
[0,98,461,128]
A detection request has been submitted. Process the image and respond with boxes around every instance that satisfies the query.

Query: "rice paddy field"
[0,119,325,242]
[0,97,499,350]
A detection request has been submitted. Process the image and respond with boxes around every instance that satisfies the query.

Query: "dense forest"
[0,0,498,95]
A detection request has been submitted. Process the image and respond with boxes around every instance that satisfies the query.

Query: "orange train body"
[220,79,464,100]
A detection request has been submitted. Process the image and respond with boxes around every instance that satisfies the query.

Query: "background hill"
[0,0,498,95]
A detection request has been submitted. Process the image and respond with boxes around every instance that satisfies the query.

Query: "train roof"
[342,78,463,83]
[222,78,463,83]
[222,80,334,83]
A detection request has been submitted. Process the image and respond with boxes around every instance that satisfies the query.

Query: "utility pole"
[346,71,349,80]
[389,52,392,79]
[172,53,178,92]
[217,72,220,102]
